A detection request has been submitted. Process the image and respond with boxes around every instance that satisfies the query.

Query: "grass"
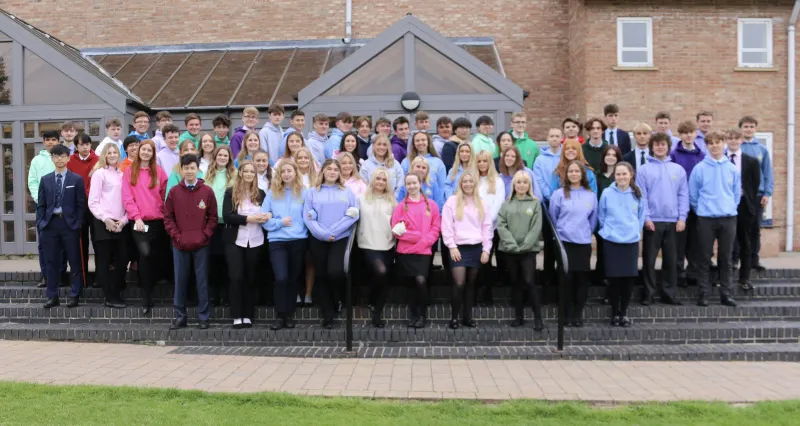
[0,381,799,426]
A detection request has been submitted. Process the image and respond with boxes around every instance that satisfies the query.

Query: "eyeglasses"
[512,121,526,124]
[134,120,150,124]
[244,115,258,119]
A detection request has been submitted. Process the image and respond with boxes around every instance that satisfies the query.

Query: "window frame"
[616,17,654,68]
[738,18,773,68]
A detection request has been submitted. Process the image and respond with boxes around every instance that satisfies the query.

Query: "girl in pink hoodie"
[391,173,441,328]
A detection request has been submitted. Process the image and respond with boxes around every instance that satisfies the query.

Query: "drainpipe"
[787,0,800,251]
[342,0,353,44]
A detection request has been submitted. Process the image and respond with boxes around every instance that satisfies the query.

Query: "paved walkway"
[1,341,799,402]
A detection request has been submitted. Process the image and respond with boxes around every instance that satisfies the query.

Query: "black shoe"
[409,316,424,329]
[372,313,386,328]
[641,296,653,306]
[105,301,126,309]
[284,317,296,329]
[697,295,709,307]
[572,319,584,328]
[686,278,699,287]
[619,316,632,327]
[755,263,767,273]
[432,264,443,271]
[739,281,754,292]
[66,297,79,308]
[721,297,738,307]
[610,316,621,327]
[511,318,524,327]
[36,278,46,288]
[533,319,544,331]
[270,318,284,331]
[43,298,59,309]
[198,320,210,330]
[448,319,460,329]
[661,296,683,306]
[322,319,334,329]
[170,319,187,330]
[461,318,476,328]
[677,278,688,288]
[141,305,152,315]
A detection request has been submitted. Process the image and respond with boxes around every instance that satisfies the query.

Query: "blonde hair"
[371,135,396,168]
[238,130,261,164]
[632,122,653,133]
[454,170,485,222]
[293,146,317,184]
[231,160,261,210]
[409,156,432,185]
[243,106,259,117]
[315,159,345,190]
[270,159,304,200]
[93,143,121,172]
[449,142,475,180]
[205,145,236,187]
[364,167,397,207]
[475,151,499,194]
[336,152,364,183]
[508,170,533,200]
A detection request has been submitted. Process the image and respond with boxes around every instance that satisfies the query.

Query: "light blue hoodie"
[532,146,561,200]
[303,184,358,241]
[443,166,466,199]
[279,127,305,158]
[688,155,741,218]
[305,131,327,166]
[548,186,598,245]
[258,122,283,163]
[635,156,689,223]
[261,188,309,242]
[324,128,345,160]
[549,165,598,194]
[432,135,449,155]
[401,153,447,192]
[359,148,405,198]
[598,183,646,244]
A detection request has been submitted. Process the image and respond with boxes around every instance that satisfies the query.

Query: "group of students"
[26,102,772,330]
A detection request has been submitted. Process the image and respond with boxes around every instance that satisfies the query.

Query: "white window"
[616,18,653,67]
[754,132,773,226]
[738,19,773,68]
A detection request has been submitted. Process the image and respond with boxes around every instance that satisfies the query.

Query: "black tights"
[563,270,590,322]
[366,255,391,313]
[504,252,541,320]
[607,277,635,317]
[451,266,478,320]
[409,275,428,319]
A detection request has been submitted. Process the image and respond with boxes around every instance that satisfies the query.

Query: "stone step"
[166,343,800,361]
[1,300,800,324]
[0,320,797,347]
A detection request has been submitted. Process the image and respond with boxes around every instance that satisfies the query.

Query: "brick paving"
[1,340,800,402]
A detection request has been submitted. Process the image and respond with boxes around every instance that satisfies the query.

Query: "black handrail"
[343,222,359,353]
[540,203,569,351]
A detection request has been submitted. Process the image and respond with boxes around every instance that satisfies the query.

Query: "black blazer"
[608,128,632,155]
[622,149,646,173]
[738,153,761,218]
[36,171,85,231]
[221,187,267,244]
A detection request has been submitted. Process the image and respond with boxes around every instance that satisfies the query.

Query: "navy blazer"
[36,171,85,231]
[608,128,632,155]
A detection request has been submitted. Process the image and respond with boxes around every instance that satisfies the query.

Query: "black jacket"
[221,187,267,245]
[608,128,632,155]
[622,149,648,173]
[738,153,761,218]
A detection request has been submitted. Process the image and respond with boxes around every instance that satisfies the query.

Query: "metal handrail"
[540,203,569,351]
[343,222,358,353]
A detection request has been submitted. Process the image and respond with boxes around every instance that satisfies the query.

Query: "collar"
[512,131,525,139]
[635,146,649,152]
[184,179,198,187]
[79,153,90,161]
[54,170,66,178]
[588,138,603,148]
[728,149,742,157]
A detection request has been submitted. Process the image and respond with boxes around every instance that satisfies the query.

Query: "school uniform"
[727,149,761,288]
[622,145,650,172]
[636,156,688,304]
[739,138,773,269]
[581,139,607,173]
[688,155,741,305]
[605,128,631,155]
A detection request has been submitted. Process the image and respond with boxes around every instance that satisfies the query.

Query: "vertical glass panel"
[23,49,104,105]
[461,45,501,74]
[325,47,358,72]
[0,42,11,105]
[151,52,223,108]
[87,120,101,137]
[622,22,648,48]
[2,144,13,214]
[24,144,36,214]
[274,49,329,105]
[1,123,11,139]
[115,54,160,88]
[742,23,768,49]
[414,40,497,95]
[324,41,404,97]
[3,221,14,243]
[25,220,36,243]
[192,50,257,107]
[23,122,34,139]
[96,54,133,76]
[742,51,768,64]
[233,49,293,106]
[38,122,62,135]
[130,53,188,104]
[0,31,10,41]
[621,51,648,64]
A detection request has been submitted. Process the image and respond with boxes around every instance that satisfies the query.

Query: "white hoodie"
[356,194,396,251]
[96,136,124,158]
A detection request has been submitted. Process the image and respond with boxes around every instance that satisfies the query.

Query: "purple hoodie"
[302,184,359,241]
[390,135,408,163]
[229,126,251,158]
[669,142,705,183]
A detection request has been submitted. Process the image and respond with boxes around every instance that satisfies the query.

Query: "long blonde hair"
[93,143,121,172]
[508,170,534,200]
[293,147,317,185]
[205,145,236,186]
[336,152,364,183]
[409,156,431,185]
[475,150,499,194]
[231,160,261,210]
[449,142,475,180]
[315,159,345,190]
[454,170,485,222]
[371,135,395,168]
[270,159,304,200]
[238,130,261,165]
[364,167,397,207]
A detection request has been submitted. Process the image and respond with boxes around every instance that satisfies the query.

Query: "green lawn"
[0,381,799,426]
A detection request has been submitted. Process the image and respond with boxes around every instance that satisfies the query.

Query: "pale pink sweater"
[441,196,493,253]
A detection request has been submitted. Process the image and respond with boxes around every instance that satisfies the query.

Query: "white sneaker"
[304,295,313,305]
[243,318,252,325]
[296,295,302,304]
[233,318,242,327]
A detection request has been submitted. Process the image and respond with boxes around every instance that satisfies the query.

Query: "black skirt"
[129,219,165,244]
[92,218,128,241]
[395,254,431,277]
[603,240,639,278]
[362,249,393,267]
[563,242,592,272]
[449,243,483,268]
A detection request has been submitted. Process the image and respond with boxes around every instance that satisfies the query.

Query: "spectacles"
[134,120,149,124]
[512,121,526,124]
[244,115,258,119]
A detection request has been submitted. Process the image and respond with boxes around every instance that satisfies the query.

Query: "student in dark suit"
[604,104,632,155]
[724,129,761,292]
[622,122,653,173]
[36,144,86,309]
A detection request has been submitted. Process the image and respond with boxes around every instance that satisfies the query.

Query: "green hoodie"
[214,135,230,146]
[512,132,540,168]
[496,195,543,253]
[179,131,200,149]
[471,133,498,158]
[27,150,56,203]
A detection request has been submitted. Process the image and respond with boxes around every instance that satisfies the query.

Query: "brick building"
[0,0,798,255]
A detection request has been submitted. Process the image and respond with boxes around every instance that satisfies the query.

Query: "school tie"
[640,151,646,166]
[609,130,616,146]
[730,153,736,165]
[188,184,195,192]
[55,174,63,209]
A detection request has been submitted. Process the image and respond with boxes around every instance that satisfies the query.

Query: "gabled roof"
[0,9,145,108]
[299,14,523,107]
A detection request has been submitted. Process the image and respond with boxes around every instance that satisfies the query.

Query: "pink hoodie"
[441,197,493,253]
[122,165,168,221]
[88,166,129,226]
[390,195,441,255]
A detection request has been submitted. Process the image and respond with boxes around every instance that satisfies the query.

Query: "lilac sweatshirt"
[302,184,359,241]
[548,186,598,244]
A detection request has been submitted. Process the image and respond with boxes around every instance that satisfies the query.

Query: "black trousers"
[564,270,590,322]
[733,204,763,267]
[675,210,698,281]
[130,220,166,306]
[503,251,541,320]
[695,216,736,298]
[642,221,678,300]
[269,239,307,316]
[735,204,757,283]
[308,237,348,321]
[94,236,128,303]
[225,243,260,319]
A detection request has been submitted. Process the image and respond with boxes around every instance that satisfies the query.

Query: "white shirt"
[728,149,743,198]
[478,175,506,229]
[257,171,269,191]
[605,128,618,145]
[235,198,265,248]
[199,157,211,175]
[634,146,649,166]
